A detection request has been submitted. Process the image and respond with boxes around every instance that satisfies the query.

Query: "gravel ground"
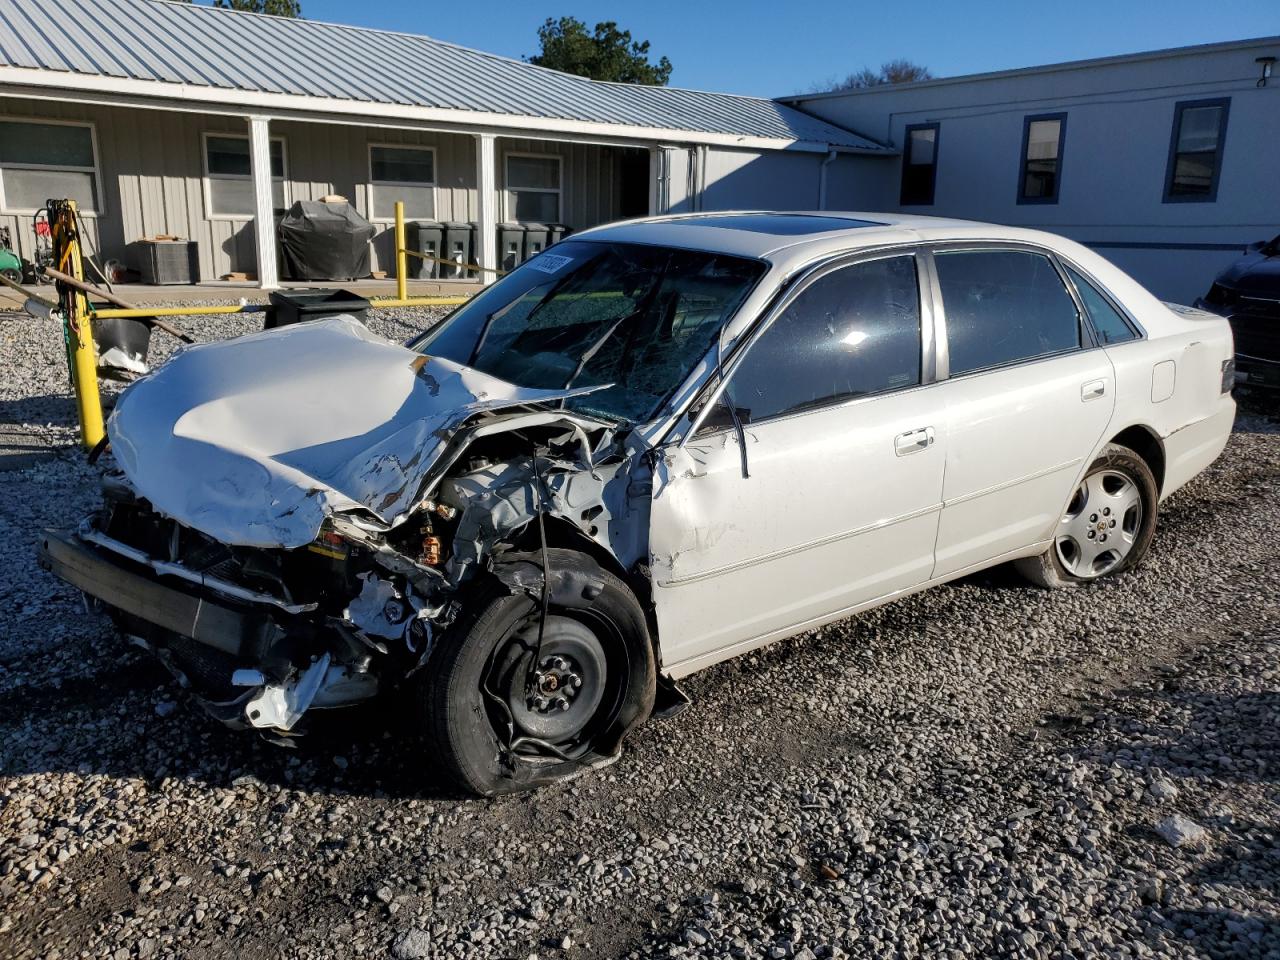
[1,307,1277,959]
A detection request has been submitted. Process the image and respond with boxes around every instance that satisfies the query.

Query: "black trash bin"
[523,222,549,260]
[442,221,472,279]
[409,220,444,279]
[498,222,526,272]
[265,289,371,329]
[547,223,571,245]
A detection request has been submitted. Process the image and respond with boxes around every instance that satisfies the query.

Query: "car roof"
[572,211,1063,273]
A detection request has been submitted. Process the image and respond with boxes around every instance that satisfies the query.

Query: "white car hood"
[107,316,597,549]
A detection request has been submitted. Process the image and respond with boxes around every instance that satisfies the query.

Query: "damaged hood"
[108,316,598,548]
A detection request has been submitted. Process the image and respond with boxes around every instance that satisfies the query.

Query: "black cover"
[278,201,375,281]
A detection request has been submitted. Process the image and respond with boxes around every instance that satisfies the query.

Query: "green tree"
[813,59,932,93]
[175,0,302,16]
[528,17,672,86]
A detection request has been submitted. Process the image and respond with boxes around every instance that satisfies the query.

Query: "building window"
[368,144,436,221]
[0,118,100,214]
[1018,113,1066,204]
[505,153,562,223]
[203,133,286,219]
[1164,98,1230,203]
[899,123,939,206]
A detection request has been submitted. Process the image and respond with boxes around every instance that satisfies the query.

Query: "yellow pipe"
[90,304,266,320]
[394,200,408,302]
[368,296,471,307]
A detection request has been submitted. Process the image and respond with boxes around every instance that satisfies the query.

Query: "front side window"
[900,123,939,206]
[935,250,1080,375]
[506,154,561,223]
[726,256,922,423]
[369,145,435,221]
[204,134,286,218]
[1019,114,1065,203]
[417,241,765,423]
[0,119,99,213]
[1065,265,1138,345]
[1164,98,1229,202]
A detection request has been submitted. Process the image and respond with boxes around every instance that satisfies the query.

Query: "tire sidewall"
[421,550,655,796]
[1046,443,1159,584]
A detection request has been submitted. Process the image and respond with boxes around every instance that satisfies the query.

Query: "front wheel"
[1015,443,1159,588]
[417,549,655,796]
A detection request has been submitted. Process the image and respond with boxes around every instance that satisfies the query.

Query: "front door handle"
[1081,379,1107,401]
[895,426,935,456]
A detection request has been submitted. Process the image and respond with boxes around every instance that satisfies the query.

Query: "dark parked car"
[1195,235,1280,390]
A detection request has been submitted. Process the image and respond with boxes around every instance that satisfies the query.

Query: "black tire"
[417,548,655,796]
[0,268,20,286]
[1015,442,1159,588]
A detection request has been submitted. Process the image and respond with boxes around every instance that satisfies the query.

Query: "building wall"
[0,99,631,281]
[788,38,1280,302]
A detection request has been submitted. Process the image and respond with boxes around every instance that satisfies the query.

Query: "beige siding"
[0,99,631,282]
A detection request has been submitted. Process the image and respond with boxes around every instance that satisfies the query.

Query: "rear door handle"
[1081,379,1107,401]
[894,426,935,456]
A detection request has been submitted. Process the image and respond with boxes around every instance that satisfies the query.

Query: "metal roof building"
[0,0,887,287]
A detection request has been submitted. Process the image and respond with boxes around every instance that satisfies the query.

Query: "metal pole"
[395,200,408,302]
[50,200,104,450]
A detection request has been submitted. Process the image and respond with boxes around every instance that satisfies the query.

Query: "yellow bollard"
[394,200,408,303]
[49,200,104,450]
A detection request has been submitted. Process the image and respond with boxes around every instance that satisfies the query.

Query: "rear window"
[935,250,1081,375]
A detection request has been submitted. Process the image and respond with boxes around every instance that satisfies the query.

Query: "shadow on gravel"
[0,633,461,801]
[1060,662,1280,954]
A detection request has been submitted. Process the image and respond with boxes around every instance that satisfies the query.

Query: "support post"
[475,133,497,286]
[247,115,279,290]
[394,200,408,301]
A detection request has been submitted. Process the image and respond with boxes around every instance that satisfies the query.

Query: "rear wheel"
[418,549,655,796]
[0,267,20,286]
[1015,443,1158,588]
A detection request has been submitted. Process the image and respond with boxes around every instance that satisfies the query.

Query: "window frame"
[1057,257,1146,344]
[201,131,289,222]
[926,241,1104,381]
[1016,112,1067,205]
[685,245,938,436]
[899,122,940,207]
[1162,97,1230,204]
[367,142,437,224]
[0,116,103,217]
[503,151,563,223]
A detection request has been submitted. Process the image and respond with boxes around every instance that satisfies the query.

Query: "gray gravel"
[1,307,1278,959]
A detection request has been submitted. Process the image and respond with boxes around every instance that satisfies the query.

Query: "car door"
[926,246,1117,578]
[648,250,947,673]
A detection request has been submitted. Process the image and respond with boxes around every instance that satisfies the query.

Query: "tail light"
[1221,358,1236,394]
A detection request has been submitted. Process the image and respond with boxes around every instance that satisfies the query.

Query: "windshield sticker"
[526,253,574,275]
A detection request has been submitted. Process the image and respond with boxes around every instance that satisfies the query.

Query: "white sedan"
[43,212,1236,795]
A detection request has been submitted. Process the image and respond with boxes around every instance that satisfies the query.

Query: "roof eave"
[0,66,886,153]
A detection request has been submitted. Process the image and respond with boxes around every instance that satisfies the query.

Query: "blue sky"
[296,0,1279,98]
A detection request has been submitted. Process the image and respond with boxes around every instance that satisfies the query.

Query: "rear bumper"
[38,528,280,657]
[1235,352,1280,390]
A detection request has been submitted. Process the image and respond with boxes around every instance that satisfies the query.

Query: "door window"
[934,250,1080,376]
[727,255,922,423]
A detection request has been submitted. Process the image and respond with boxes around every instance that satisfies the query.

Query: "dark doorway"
[617,147,651,219]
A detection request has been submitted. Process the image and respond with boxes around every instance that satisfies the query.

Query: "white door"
[649,253,946,673]
[928,247,1116,577]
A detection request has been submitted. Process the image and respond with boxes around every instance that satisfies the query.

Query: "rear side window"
[935,250,1080,375]
[1065,266,1138,345]
[727,255,921,423]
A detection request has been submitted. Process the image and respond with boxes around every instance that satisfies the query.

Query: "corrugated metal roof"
[0,0,889,151]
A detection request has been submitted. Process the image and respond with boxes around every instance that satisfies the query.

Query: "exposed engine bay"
[65,411,652,746]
